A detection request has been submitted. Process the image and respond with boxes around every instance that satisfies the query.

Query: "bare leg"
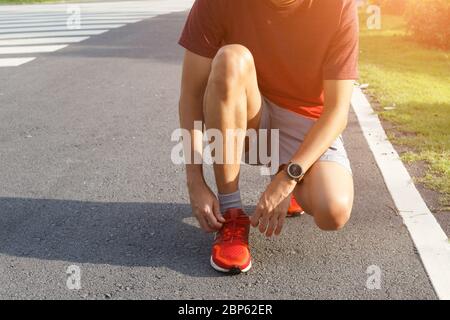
[293,161,354,230]
[203,45,262,194]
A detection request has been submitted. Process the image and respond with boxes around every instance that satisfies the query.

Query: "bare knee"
[208,45,255,99]
[313,197,352,231]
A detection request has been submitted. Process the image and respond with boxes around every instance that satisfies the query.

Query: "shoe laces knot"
[219,213,249,244]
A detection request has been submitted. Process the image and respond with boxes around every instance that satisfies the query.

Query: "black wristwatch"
[285,162,305,182]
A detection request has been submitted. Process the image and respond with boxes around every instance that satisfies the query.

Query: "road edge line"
[351,87,450,300]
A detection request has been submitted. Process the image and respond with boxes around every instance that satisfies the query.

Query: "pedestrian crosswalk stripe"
[0,45,68,55]
[0,30,108,40]
[0,0,195,68]
[0,12,160,19]
[0,15,155,24]
[0,20,142,28]
[0,57,36,67]
[0,12,153,17]
[0,24,125,33]
[0,37,90,46]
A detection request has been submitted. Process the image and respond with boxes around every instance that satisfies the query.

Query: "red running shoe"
[287,195,305,217]
[210,208,251,274]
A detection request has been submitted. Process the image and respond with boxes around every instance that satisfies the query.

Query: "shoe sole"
[210,256,252,274]
[287,210,305,217]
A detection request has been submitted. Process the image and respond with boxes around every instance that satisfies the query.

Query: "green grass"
[359,14,450,205]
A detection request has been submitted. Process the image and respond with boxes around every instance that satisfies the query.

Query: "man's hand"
[251,172,297,237]
[188,180,225,233]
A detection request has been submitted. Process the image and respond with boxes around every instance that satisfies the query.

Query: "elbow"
[337,105,350,132]
[178,99,184,113]
[322,104,350,132]
[327,108,348,133]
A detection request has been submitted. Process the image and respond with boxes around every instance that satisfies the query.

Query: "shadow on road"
[51,12,189,64]
[0,197,226,278]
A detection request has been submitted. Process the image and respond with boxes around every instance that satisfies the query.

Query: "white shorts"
[258,96,352,175]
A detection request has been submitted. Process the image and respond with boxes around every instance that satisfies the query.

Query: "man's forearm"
[290,105,349,171]
[178,95,205,184]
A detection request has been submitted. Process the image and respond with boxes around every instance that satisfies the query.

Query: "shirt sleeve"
[322,0,359,80]
[178,0,225,59]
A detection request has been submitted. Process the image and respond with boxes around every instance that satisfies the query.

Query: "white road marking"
[351,87,450,300]
[0,15,154,24]
[0,30,108,40]
[0,37,89,46]
[0,57,36,67]
[0,20,142,28]
[0,12,152,18]
[0,45,68,54]
[0,24,125,33]
[0,1,194,67]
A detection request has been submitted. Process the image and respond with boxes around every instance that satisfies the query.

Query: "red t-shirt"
[178,0,359,119]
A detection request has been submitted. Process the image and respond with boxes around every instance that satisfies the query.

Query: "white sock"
[218,190,242,214]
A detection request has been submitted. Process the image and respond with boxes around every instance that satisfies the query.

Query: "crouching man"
[178,0,358,273]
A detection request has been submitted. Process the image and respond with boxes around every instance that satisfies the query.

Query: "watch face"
[288,163,303,179]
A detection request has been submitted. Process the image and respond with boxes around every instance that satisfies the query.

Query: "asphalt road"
[0,4,437,299]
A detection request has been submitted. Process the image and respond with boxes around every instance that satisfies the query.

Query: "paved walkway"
[0,1,445,299]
